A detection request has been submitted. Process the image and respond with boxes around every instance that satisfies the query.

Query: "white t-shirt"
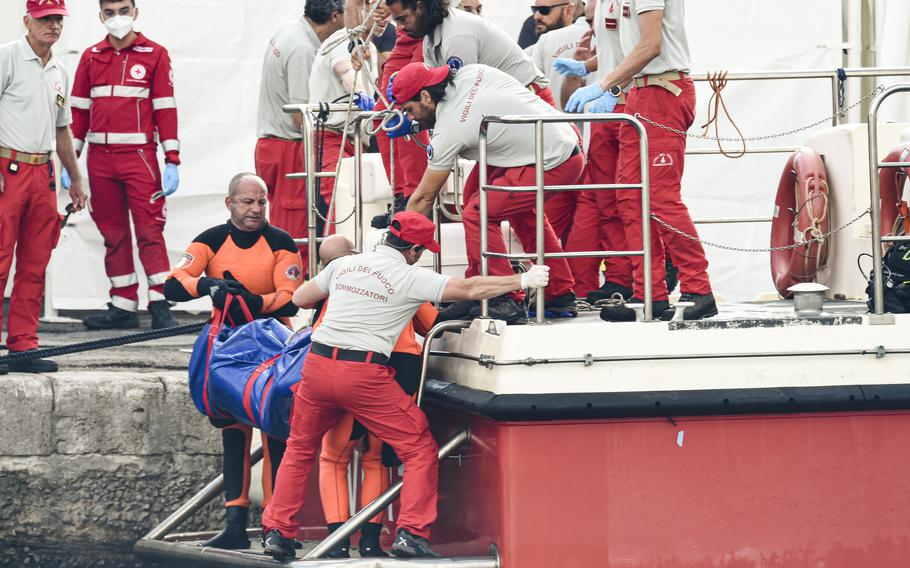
[595,0,625,74]
[312,245,451,356]
[427,64,578,172]
[528,18,588,110]
[257,17,322,139]
[309,28,358,130]
[0,37,71,153]
[423,8,548,88]
[619,0,690,76]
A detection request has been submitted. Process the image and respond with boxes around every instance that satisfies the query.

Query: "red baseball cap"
[27,0,69,18]
[390,212,440,253]
[391,63,450,104]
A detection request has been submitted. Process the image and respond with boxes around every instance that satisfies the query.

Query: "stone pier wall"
[0,372,227,568]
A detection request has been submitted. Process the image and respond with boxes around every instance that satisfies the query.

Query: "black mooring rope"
[0,321,208,365]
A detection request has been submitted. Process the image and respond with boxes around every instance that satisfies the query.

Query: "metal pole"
[635,117,653,321]
[353,123,364,252]
[830,73,842,126]
[533,120,546,324]
[866,84,910,320]
[302,111,319,278]
[143,445,264,541]
[304,429,471,559]
[417,320,472,407]
[433,199,443,275]
[478,123,490,318]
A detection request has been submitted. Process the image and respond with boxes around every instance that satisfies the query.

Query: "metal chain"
[636,85,885,142]
[650,209,870,253]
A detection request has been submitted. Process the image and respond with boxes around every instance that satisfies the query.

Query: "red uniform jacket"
[70,33,180,165]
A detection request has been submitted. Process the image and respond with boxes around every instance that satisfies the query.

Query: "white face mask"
[104,15,134,40]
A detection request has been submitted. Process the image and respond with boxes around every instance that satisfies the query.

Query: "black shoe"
[7,353,58,373]
[436,299,479,322]
[391,528,441,558]
[323,522,350,558]
[359,522,387,558]
[528,292,578,318]
[371,194,410,229]
[0,363,7,375]
[82,303,139,330]
[148,300,178,330]
[665,259,679,294]
[599,297,671,322]
[586,281,634,303]
[203,506,250,550]
[660,292,718,321]
[262,529,296,560]
[469,295,527,325]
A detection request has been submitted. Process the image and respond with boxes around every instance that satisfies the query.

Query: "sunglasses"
[531,2,569,15]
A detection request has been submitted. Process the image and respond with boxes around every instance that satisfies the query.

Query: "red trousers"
[255,136,306,240]
[262,351,438,539]
[315,129,355,233]
[375,31,428,198]
[461,152,584,300]
[0,157,61,351]
[87,145,169,311]
[615,78,711,301]
[565,118,633,296]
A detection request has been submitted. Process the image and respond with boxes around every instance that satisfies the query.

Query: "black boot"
[262,529,295,560]
[528,292,578,319]
[391,528,441,558]
[322,522,351,558]
[359,522,387,558]
[0,363,7,375]
[148,300,178,329]
[371,193,410,229]
[586,281,634,303]
[660,292,718,321]
[469,295,527,325]
[599,297,671,322]
[7,352,58,373]
[203,506,250,549]
[82,303,139,330]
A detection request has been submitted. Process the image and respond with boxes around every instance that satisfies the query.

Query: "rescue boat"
[134,76,910,568]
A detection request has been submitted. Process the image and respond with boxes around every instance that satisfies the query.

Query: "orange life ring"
[879,142,910,239]
[770,147,830,298]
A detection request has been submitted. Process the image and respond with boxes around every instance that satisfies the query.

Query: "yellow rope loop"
[699,70,747,159]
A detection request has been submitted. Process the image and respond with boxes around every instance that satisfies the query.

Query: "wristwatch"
[608,85,623,97]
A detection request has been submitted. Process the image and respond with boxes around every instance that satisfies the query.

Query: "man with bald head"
[163,172,303,549]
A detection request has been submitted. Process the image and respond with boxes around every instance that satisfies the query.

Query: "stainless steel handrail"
[416,320,473,407]
[479,113,651,323]
[303,428,471,559]
[284,105,380,276]
[866,83,910,321]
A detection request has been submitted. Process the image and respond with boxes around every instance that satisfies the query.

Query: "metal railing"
[866,83,910,323]
[283,104,376,277]
[479,114,652,323]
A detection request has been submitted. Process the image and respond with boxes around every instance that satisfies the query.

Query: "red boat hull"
[430,409,910,567]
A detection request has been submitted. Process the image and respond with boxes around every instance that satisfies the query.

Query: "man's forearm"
[55,126,82,181]
[466,274,523,300]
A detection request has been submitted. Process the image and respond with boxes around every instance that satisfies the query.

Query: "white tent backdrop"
[0,0,907,310]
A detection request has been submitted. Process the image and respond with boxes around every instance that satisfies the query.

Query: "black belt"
[311,342,389,366]
[570,145,582,157]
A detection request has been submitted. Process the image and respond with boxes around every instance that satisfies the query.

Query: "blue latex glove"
[564,83,606,113]
[553,58,588,77]
[354,91,375,111]
[588,91,619,114]
[386,72,398,104]
[60,167,71,190]
[162,163,179,196]
[385,113,413,139]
